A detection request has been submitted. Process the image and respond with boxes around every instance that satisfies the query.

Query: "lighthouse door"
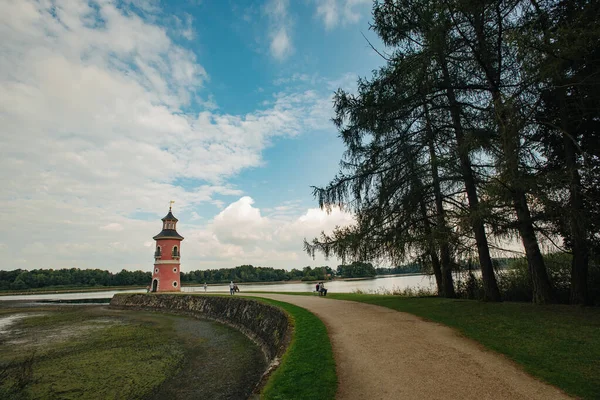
[151,279,158,292]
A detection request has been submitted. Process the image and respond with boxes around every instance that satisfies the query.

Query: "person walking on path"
[203,282,207,292]
[229,281,235,295]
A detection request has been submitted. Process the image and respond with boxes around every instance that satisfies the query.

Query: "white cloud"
[315,0,370,30]
[316,0,338,29]
[270,28,292,60]
[100,223,125,231]
[197,94,218,110]
[327,72,358,91]
[182,197,356,268]
[265,0,293,60]
[0,0,345,272]
[273,73,320,86]
[173,13,195,40]
[123,0,161,14]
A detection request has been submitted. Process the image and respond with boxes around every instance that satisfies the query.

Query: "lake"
[0,274,438,301]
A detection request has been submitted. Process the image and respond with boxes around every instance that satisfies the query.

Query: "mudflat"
[248,294,570,400]
[0,304,265,399]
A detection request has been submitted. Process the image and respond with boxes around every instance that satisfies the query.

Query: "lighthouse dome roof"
[161,210,178,221]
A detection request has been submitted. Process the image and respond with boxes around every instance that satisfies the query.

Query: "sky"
[0,0,386,273]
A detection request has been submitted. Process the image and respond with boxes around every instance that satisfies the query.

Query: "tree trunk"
[419,198,444,295]
[561,94,589,305]
[494,95,554,304]
[438,56,500,301]
[468,12,552,303]
[425,105,455,298]
[512,189,554,303]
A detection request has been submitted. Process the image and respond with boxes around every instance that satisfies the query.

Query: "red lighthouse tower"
[151,202,184,292]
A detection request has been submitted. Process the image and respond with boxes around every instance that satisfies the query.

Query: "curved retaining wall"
[110,294,291,395]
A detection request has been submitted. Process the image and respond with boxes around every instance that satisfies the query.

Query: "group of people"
[315,281,328,296]
[201,281,239,294]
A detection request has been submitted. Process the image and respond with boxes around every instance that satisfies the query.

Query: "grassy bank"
[253,298,336,400]
[319,294,599,400]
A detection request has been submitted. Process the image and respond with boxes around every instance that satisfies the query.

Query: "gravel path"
[247,294,570,400]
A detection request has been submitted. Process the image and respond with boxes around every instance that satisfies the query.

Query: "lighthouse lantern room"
[151,202,184,292]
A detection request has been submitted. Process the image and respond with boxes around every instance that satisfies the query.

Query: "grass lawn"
[317,294,599,400]
[252,298,337,400]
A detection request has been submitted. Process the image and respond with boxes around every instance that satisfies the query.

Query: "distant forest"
[0,262,427,291]
[0,268,151,291]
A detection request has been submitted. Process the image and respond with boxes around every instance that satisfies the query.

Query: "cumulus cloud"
[315,0,371,30]
[0,0,346,272]
[265,0,293,60]
[182,197,356,268]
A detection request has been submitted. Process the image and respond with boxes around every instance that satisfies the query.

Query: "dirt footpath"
[247,294,570,400]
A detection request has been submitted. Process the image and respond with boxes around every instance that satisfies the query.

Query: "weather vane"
[169,200,175,210]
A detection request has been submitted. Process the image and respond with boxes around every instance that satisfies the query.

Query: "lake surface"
[187,274,438,294]
[0,274,438,301]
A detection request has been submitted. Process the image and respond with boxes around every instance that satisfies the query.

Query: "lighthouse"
[150,202,184,292]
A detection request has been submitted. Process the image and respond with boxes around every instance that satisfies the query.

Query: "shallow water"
[186,273,438,295]
[0,314,30,334]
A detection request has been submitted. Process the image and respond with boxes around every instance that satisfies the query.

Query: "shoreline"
[0,273,432,297]
[0,285,145,297]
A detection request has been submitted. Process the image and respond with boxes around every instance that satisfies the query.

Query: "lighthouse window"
[155,268,159,273]
[173,268,177,273]
[172,281,178,287]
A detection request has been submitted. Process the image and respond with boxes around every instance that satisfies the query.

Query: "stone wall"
[110,294,291,374]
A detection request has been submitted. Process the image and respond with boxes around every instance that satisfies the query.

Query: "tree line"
[0,263,383,291]
[305,0,600,304]
[0,268,151,291]
[182,263,376,283]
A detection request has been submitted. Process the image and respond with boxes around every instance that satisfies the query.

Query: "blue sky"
[0,0,385,272]
[170,0,382,211]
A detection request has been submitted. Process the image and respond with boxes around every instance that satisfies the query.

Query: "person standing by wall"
[229,281,235,295]
[204,282,207,292]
